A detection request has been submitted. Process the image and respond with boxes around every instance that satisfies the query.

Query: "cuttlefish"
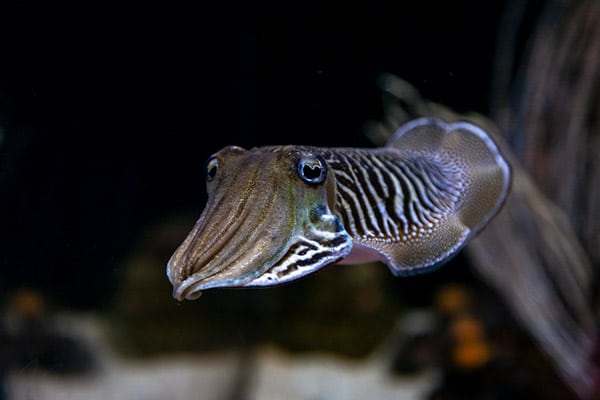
[167,118,510,301]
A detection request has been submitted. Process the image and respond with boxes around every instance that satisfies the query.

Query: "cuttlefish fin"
[353,118,511,276]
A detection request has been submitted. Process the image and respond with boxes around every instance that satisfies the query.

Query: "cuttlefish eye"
[297,155,327,184]
[206,157,219,181]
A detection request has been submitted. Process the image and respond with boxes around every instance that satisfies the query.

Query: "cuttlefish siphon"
[167,118,511,301]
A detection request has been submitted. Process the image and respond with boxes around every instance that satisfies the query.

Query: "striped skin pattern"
[324,148,463,244]
[248,216,352,287]
[322,147,466,274]
[167,118,510,300]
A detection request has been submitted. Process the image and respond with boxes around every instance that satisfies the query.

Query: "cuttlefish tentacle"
[167,117,510,300]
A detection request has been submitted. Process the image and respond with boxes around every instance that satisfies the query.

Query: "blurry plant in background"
[378,0,600,397]
[369,0,600,393]
[473,0,600,397]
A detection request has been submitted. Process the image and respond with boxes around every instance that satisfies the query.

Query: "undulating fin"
[330,118,511,276]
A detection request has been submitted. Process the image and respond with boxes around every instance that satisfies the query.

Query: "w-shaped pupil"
[298,156,326,184]
[303,164,321,180]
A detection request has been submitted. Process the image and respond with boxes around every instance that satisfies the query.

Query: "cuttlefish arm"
[167,118,510,300]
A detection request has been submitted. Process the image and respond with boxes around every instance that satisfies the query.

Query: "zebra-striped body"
[325,148,462,242]
[167,118,510,300]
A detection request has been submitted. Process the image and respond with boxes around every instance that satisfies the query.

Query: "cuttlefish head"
[167,145,353,301]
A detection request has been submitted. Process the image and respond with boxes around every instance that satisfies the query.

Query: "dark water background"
[1,0,526,308]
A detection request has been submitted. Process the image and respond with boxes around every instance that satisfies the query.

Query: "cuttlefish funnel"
[167,146,353,301]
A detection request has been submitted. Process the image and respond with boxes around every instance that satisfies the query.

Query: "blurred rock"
[111,216,400,358]
[1,289,97,376]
